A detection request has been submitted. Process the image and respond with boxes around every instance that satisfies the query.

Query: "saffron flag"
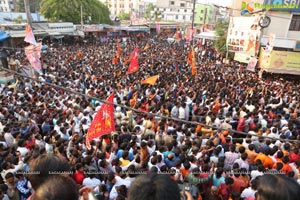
[175,25,180,40]
[141,75,159,85]
[117,40,121,58]
[188,46,196,76]
[86,94,115,150]
[24,42,42,72]
[126,47,139,74]
[144,42,150,51]
[24,25,37,46]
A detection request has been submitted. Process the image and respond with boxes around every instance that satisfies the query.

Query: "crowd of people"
[0,31,300,200]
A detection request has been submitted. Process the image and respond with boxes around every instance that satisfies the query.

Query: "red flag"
[126,47,139,75]
[86,94,115,150]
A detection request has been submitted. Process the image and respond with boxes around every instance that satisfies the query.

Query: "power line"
[1,67,299,144]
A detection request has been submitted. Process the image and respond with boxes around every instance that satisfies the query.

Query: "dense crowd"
[0,31,300,200]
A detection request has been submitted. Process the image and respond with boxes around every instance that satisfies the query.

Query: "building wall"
[155,0,193,23]
[194,4,214,25]
[0,0,15,12]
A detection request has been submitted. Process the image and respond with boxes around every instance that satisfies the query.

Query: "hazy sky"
[197,0,233,7]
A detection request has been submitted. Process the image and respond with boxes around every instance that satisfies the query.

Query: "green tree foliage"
[40,0,111,24]
[214,21,229,56]
[16,0,41,12]
[118,12,130,20]
[145,3,154,20]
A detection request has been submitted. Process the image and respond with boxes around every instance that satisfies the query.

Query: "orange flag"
[141,75,159,85]
[126,47,139,75]
[144,42,150,51]
[86,94,115,150]
[24,24,37,46]
[117,40,121,58]
[189,46,196,76]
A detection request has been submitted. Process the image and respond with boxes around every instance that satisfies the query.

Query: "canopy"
[194,31,219,40]
[0,31,10,41]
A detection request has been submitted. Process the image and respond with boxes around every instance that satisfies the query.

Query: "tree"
[214,21,227,56]
[15,0,41,13]
[145,3,154,20]
[40,0,111,24]
[118,12,130,20]
[145,3,161,21]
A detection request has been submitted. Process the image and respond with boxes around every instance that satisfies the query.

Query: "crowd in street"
[0,31,300,200]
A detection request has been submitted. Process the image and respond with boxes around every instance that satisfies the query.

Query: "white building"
[0,0,16,12]
[155,0,194,22]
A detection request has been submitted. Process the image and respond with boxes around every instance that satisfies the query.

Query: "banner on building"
[259,49,300,75]
[227,16,261,57]
[234,52,251,63]
[247,57,257,72]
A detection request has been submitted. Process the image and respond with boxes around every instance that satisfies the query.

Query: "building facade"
[155,0,194,23]
[0,0,16,12]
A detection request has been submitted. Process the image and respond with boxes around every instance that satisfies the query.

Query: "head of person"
[128,173,180,200]
[256,174,300,200]
[31,175,79,200]
[28,154,70,190]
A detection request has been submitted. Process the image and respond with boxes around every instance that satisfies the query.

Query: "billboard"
[263,0,300,12]
[259,49,300,75]
[227,17,261,57]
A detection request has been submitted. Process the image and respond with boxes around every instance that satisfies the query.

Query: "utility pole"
[81,4,83,30]
[191,0,196,43]
[24,0,32,27]
[203,7,207,26]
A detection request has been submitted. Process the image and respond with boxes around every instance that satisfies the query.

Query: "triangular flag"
[24,25,37,46]
[141,75,159,85]
[86,94,115,150]
[144,42,150,51]
[126,47,139,75]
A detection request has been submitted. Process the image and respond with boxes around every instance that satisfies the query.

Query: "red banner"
[86,94,115,150]
[126,47,139,74]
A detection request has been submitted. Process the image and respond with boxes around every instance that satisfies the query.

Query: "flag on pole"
[86,94,115,150]
[143,42,150,51]
[141,75,159,85]
[155,23,160,34]
[24,42,42,72]
[117,39,121,58]
[24,24,37,46]
[188,46,196,76]
[175,24,180,40]
[126,47,139,74]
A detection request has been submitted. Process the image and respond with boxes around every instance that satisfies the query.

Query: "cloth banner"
[156,23,160,34]
[24,42,42,72]
[247,57,257,72]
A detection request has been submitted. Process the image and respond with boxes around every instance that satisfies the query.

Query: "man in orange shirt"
[254,148,274,169]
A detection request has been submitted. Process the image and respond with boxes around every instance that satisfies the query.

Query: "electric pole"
[24,0,32,27]
[191,0,196,43]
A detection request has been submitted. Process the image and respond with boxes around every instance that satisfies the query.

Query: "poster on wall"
[227,16,261,57]
[247,57,258,72]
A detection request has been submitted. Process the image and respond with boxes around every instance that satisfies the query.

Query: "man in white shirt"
[82,173,101,188]
[241,178,258,200]
[4,127,14,148]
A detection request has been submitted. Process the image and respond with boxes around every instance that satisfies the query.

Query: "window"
[200,17,203,21]
[176,15,178,19]
[201,10,203,13]
[289,15,300,31]
[183,15,185,20]
[171,1,175,5]
[180,3,185,7]
[184,9,187,12]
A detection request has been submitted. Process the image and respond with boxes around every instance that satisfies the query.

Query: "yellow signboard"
[259,49,300,75]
